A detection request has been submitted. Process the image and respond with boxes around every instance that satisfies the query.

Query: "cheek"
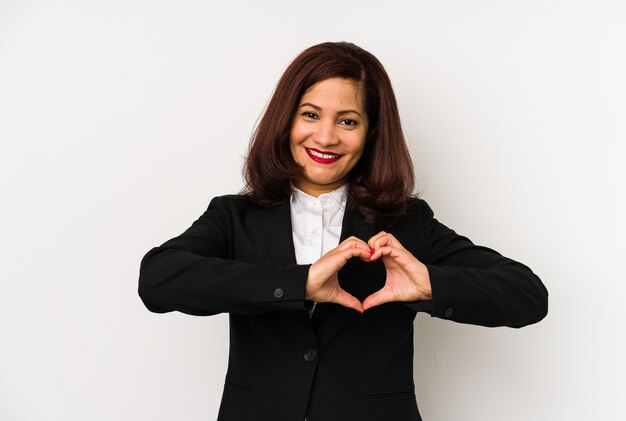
[289,128,305,163]
[290,121,307,143]
[289,127,298,151]
[348,135,366,160]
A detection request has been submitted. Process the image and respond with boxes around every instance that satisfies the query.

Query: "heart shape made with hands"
[305,232,432,313]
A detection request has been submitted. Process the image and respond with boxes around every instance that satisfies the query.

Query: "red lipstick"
[305,147,342,164]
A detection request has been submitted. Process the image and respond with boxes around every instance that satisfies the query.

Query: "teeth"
[308,149,339,159]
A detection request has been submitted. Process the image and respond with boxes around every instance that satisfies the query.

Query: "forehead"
[299,78,364,110]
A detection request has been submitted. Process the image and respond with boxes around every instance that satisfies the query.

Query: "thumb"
[362,288,394,311]
[334,288,364,313]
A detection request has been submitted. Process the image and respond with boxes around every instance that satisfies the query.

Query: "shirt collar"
[291,184,349,210]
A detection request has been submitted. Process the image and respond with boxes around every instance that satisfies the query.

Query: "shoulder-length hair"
[242,41,415,228]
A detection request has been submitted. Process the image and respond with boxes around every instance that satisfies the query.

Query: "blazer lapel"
[254,199,297,265]
[338,206,377,243]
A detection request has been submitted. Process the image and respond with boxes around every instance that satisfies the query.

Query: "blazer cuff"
[418,264,456,320]
[267,263,312,312]
[404,300,433,314]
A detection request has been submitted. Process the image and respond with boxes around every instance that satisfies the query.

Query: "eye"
[301,111,319,120]
[338,118,358,127]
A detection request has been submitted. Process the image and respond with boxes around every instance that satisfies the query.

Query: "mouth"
[305,147,342,164]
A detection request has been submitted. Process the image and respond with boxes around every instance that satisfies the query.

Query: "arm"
[408,200,548,328]
[138,196,311,316]
[363,200,548,327]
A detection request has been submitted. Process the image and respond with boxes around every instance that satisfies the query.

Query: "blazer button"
[303,349,317,362]
[444,308,454,318]
[273,288,284,299]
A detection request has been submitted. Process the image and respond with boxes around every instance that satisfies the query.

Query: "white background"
[1,1,624,420]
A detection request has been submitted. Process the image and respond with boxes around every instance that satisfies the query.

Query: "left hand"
[363,231,432,311]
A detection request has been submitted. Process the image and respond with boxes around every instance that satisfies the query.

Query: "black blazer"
[138,196,548,421]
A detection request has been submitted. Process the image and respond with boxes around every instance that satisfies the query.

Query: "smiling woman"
[138,42,548,421]
[290,78,368,197]
[242,42,415,228]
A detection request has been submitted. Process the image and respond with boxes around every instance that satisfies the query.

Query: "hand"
[363,231,432,311]
[306,236,372,313]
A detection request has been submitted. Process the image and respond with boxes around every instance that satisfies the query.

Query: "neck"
[293,179,347,197]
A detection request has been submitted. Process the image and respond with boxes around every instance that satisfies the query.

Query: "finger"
[346,247,375,263]
[334,238,376,262]
[362,288,395,311]
[337,236,370,252]
[367,231,388,249]
[341,245,372,260]
[370,243,419,266]
[368,233,398,252]
[369,244,403,262]
[369,232,404,252]
[321,246,372,275]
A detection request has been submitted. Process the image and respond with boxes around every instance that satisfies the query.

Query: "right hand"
[305,236,372,313]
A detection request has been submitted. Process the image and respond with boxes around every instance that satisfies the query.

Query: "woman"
[139,42,548,421]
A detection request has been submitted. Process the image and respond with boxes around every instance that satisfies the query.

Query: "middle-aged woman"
[139,41,548,421]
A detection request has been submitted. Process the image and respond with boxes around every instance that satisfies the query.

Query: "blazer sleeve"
[406,200,548,328]
[138,196,311,316]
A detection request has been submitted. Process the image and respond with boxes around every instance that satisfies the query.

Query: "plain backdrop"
[1,1,624,420]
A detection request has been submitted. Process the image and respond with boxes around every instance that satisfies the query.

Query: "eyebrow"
[298,102,363,117]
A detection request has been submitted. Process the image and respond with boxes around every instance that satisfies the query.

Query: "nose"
[313,120,339,147]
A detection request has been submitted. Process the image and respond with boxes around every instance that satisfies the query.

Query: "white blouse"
[290,184,348,265]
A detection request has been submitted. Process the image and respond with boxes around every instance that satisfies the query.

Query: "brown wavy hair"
[242,42,415,228]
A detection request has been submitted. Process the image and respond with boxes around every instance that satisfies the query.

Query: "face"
[290,77,368,197]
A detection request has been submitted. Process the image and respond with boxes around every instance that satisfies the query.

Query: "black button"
[304,349,317,362]
[444,308,454,318]
[273,288,284,299]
